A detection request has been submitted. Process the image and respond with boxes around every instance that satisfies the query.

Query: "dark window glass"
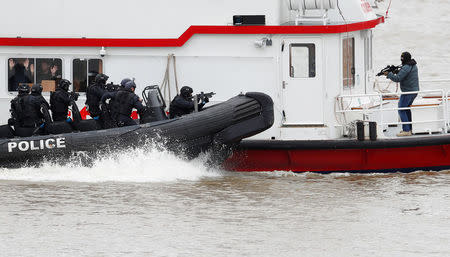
[8,58,35,91]
[8,58,63,92]
[36,58,62,92]
[73,59,103,92]
[343,38,355,88]
[73,59,87,92]
[289,44,316,78]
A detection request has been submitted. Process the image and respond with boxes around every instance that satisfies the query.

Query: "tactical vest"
[169,95,193,118]
[50,90,69,116]
[114,90,136,116]
[14,95,41,127]
[86,84,101,106]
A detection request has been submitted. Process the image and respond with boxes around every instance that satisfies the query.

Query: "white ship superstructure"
[0,0,384,141]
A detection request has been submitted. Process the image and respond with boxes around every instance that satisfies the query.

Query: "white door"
[282,38,324,125]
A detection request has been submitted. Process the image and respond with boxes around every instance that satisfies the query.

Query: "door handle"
[282,81,287,89]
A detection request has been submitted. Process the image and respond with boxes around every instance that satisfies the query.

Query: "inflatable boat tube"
[0,92,273,167]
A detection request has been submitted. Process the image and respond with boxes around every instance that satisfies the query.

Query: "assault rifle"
[105,82,121,92]
[192,92,215,112]
[376,65,401,76]
[69,92,80,101]
[193,92,215,103]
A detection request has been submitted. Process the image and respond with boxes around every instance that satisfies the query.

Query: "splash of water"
[0,146,223,183]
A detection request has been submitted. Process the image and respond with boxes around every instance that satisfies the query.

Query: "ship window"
[289,44,316,78]
[7,58,62,92]
[343,37,355,88]
[73,59,103,92]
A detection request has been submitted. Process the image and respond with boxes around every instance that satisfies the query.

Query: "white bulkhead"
[0,0,381,140]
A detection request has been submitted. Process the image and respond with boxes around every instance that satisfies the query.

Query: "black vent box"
[233,15,266,26]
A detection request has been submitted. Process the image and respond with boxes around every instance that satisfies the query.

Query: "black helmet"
[120,78,132,87]
[95,73,109,85]
[18,84,30,94]
[31,83,43,94]
[180,86,193,98]
[124,81,136,90]
[401,52,412,64]
[59,79,71,91]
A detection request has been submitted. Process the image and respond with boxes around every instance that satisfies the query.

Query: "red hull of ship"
[224,144,450,173]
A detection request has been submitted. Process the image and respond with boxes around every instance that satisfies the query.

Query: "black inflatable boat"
[0,90,274,167]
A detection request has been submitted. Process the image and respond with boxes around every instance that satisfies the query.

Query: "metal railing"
[336,89,449,135]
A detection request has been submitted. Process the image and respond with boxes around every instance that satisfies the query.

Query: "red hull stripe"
[0,17,384,47]
[224,143,450,173]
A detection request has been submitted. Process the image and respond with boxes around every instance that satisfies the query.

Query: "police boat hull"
[0,92,273,167]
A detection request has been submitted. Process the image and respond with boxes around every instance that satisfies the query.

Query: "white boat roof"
[0,0,378,41]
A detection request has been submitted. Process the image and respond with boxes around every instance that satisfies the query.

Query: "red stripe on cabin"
[0,17,384,47]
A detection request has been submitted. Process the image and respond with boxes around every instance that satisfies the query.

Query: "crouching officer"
[50,79,78,122]
[86,73,108,119]
[9,84,46,136]
[101,81,146,127]
[169,86,207,119]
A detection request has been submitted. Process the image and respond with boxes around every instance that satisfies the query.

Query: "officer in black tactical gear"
[31,83,50,110]
[50,79,76,122]
[120,78,132,89]
[9,84,46,134]
[9,84,31,127]
[101,80,146,127]
[86,73,108,119]
[169,86,206,118]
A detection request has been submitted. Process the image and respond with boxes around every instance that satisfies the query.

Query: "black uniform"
[101,88,145,126]
[31,91,50,110]
[50,88,71,122]
[169,95,194,118]
[86,83,106,118]
[10,93,44,128]
[169,95,205,119]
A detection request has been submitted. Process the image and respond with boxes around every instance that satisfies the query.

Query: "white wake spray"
[0,146,223,183]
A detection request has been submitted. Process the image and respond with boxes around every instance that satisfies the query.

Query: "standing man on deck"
[384,52,419,137]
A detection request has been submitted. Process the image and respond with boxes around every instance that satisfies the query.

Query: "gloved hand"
[70,92,80,101]
[100,103,107,112]
[66,117,73,123]
[204,97,209,103]
[93,116,100,120]
[7,118,15,126]
[40,123,45,129]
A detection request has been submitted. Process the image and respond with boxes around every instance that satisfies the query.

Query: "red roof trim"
[0,17,384,47]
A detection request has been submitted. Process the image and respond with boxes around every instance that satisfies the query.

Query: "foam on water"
[0,146,223,183]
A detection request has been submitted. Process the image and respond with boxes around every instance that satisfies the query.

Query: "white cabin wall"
[1,0,281,38]
[323,34,342,139]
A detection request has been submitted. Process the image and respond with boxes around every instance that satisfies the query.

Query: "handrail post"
[444,90,448,134]
[379,93,384,136]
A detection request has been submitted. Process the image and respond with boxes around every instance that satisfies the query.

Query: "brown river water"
[1,1,450,256]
